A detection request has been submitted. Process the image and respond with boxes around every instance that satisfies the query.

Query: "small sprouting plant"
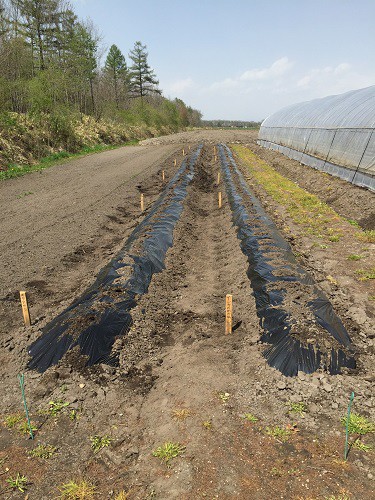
[352,439,372,452]
[48,400,70,417]
[4,413,23,429]
[265,425,291,442]
[328,235,340,242]
[115,491,130,500]
[341,413,375,435]
[18,420,38,436]
[69,410,78,421]
[6,473,28,492]
[171,408,192,421]
[270,467,283,477]
[319,244,328,249]
[347,254,362,261]
[58,479,96,499]
[152,442,185,464]
[218,391,230,403]
[90,435,111,453]
[241,413,258,423]
[29,444,57,459]
[347,219,360,228]
[355,267,375,281]
[202,420,212,430]
[287,402,306,416]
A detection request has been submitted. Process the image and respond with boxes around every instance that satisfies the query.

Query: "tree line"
[0,0,202,128]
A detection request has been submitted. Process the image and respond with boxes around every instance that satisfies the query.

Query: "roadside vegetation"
[0,0,201,177]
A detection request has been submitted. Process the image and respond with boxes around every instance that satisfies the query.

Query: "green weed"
[347,254,362,261]
[152,442,185,463]
[29,444,57,459]
[48,400,70,416]
[6,473,28,492]
[90,435,111,453]
[18,420,38,436]
[4,413,23,429]
[265,425,291,442]
[352,439,372,452]
[287,401,306,416]
[341,413,375,435]
[202,420,213,430]
[58,479,96,499]
[241,413,259,423]
[355,267,375,281]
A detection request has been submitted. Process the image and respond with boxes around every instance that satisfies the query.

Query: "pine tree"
[128,41,160,99]
[104,44,127,109]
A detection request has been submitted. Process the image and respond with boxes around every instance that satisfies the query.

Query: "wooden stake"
[140,193,144,212]
[217,171,220,185]
[218,191,222,208]
[189,145,191,151]
[182,149,185,156]
[162,170,165,182]
[19,291,31,327]
[174,159,177,166]
[225,294,232,335]
[214,146,216,154]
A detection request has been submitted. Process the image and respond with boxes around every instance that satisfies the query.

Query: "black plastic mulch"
[218,143,356,376]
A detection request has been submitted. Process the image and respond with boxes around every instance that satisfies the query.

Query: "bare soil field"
[0,130,374,499]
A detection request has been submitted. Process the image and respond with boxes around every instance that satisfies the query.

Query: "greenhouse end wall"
[258,86,375,191]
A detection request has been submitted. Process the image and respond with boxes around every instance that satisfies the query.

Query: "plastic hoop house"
[258,85,375,191]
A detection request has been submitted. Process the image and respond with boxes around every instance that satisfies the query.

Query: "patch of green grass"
[341,413,375,435]
[328,235,340,242]
[58,479,96,499]
[241,413,259,423]
[265,425,291,442]
[90,434,111,453]
[0,141,139,181]
[355,267,375,281]
[48,400,70,417]
[152,442,185,464]
[347,254,362,261]
[6,473,28,492]
[287,401,306,416]
[29,444,57,459]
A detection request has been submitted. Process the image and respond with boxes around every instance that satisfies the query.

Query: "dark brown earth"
[0,130,374,499]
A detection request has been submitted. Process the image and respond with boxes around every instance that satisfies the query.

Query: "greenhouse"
[258,85,375,191]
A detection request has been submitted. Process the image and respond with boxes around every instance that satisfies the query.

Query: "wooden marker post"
[174,159,177,166]
[140,193,144,212]
[225,294,233,334]
[19,291,31,327]
[182,148,185,156]
[217,171,220,185]
[214,155,217,163]
[162,170,165,182]
[189,145,191,151]
[218,191,222,208]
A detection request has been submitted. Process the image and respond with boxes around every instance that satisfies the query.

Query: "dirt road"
[0,131,374,499]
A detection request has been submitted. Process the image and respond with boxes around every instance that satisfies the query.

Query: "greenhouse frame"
[258,86,375,191]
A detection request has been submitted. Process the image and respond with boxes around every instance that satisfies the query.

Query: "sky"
[71,0,375,121]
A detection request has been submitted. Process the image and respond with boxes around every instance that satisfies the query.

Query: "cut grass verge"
[233,145,375,245]
[0,140,139,181]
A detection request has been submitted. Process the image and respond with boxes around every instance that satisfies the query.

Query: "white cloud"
[240,57,294,81]
[165,78,196,94]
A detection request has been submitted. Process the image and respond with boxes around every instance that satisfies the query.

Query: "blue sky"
[71,0,375,120]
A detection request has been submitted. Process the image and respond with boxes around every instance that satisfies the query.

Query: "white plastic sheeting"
[258,86,375,190]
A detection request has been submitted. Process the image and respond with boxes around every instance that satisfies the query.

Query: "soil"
[0,130,374,499]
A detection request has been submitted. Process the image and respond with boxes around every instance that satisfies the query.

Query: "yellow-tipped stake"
[19,291,31,327]
[225,294,233,334]
[140,193,144,212]
[218,191,222,208]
